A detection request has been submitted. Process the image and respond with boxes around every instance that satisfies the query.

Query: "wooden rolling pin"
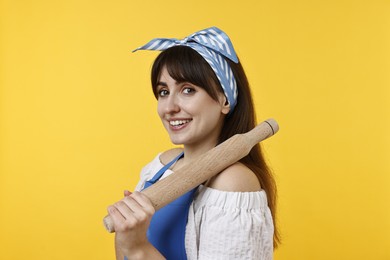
[104,118,279,232]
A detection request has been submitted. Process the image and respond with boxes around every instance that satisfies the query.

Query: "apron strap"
[145,151,184,187]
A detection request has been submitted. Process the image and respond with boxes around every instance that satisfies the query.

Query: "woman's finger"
[131,191,155,215]
[121,192,155,222]
[124,190,132,197]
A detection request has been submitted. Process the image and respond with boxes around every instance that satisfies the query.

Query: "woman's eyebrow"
[157,80,184,87]
[156,81,168,87]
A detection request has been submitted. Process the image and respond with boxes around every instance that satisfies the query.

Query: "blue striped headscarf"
[133,27,239,112]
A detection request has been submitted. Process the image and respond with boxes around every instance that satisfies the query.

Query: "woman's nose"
[164,95,180,114]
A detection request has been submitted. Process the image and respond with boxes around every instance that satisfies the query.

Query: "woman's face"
[156,67,229,150]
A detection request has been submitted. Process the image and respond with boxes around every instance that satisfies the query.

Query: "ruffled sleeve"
[134,153,162,191]
[134,153,175,191]
[185,185,274,260]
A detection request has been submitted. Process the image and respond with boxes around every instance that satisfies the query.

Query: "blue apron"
[143,152,197,259]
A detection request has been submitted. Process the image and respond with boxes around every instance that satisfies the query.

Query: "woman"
[107,27,279,260]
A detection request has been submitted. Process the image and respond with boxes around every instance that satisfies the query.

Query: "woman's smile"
[168,118,193,130]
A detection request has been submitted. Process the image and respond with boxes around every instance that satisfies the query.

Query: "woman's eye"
[183,87,196,95]
[158,89,169,97]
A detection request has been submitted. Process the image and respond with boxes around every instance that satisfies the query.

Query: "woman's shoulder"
[159,147,184,165]
[206,162,261,192]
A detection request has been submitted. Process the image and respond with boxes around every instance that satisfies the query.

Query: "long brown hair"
[151,46,280,247]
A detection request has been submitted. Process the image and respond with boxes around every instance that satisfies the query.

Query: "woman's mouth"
[169,119,192,129]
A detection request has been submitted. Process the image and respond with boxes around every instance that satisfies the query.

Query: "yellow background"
[1,0,389,259]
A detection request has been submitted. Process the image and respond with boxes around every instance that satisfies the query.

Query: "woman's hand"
[107,190,157,259]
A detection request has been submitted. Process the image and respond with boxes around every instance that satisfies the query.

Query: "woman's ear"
[220,95,231,115]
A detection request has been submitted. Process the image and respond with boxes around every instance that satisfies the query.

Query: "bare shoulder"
[207,162,261,192]
[159,148,184,165]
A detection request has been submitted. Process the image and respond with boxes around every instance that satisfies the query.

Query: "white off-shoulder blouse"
[135,153,274,260]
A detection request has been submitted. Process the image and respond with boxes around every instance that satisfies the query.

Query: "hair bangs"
[151,46,221,100]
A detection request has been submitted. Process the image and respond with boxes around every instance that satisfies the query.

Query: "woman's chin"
[169,138,185,145]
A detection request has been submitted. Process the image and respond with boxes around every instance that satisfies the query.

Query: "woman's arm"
[186,163,273,259]
[114,240,164,260]
[107,191,165,260]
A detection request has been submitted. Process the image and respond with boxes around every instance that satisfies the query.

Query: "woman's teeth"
[169,119,192,126]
